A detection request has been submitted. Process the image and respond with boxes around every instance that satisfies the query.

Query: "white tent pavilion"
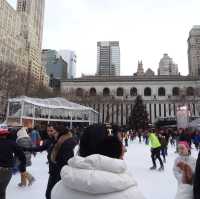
[6,96,98,128]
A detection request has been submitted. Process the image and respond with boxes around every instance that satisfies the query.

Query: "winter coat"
[194,151,200,199]
[49,135,76,179]
[148,133,161,149]
[192,135,200,144]
[173,155,196,184]
[17,137,32,166]
[16,127,33,167]
[0,138,26,172]
[51,154,145,199]
[30,130,41,146]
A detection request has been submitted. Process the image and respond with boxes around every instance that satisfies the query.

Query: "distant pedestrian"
[30,127,41,148]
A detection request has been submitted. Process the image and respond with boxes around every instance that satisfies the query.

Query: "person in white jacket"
[52,125,145,199]
[174,161,194,199]
[16,127,35,186]
[173,141,196,185]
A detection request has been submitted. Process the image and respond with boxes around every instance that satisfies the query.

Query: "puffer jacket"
[16,128,32,167]
[51,154,145,199]
[173,155,196,184]
[175,184,193,199]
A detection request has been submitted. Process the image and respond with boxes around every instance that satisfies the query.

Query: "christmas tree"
[129,95,149,130]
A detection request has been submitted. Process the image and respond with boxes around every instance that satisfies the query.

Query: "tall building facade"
[42,49,68,88]
[58,50,77,79]
[188,26,200,76]
[97,41,120,76]
[158,54,179,76]
[17,0,46,82]
[0,0,48,85]
[0,0,28,70]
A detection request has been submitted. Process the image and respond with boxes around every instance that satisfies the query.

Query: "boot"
[158,165,164,171]
[26,172,35,186]
[150,165,156,170]
[18,172,27,187]
[28,176,35,186]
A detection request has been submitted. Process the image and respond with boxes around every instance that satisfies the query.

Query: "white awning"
[9,96,96,112]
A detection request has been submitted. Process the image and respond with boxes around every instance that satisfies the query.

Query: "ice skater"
[148,129,164,171]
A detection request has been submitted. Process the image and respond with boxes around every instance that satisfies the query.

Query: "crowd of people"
[0,124,200,199]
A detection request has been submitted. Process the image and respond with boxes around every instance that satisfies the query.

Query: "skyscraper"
[58,50,77,79]
[17,0,46,82]
[0,0,28,71]
[97,41,120,76]
[188,26,200,76]
[42,49,68,80]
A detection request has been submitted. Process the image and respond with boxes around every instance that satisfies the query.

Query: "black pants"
[0,168,12,199]
[46,175,60,199]
[151,147,163,167]
[125,139,128,147]
[160,147,167,161]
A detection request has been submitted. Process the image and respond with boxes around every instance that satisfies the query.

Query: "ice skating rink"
[7,139,199,199]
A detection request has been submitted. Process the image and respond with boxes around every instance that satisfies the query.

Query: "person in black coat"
[23,125,57,162]
[0,129,26,199]
[194,151,200,199]
[45,125,76,199]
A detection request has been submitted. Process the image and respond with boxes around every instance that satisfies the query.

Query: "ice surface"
[7,139,199,199]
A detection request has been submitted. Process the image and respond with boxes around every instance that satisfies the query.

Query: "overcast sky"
[7,0,200,77]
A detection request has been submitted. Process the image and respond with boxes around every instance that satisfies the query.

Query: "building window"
[149,104,152,123]
[172,87,180,96]
[158,87,166,96]
[159,104,161,117]
[76,88,84,97]
[102,104,105,123]
[169,104,171,116]
[198,67,200,76]
[117,87,124,96]
[144,87,151,96]
[154,104,157,119]
[103,88,110,96]
[173,104,176,116]
[121,104,123,126]
[89,88,97,96]
[193,104,196,116]
[130,87,137,96]
[187,87,194,96]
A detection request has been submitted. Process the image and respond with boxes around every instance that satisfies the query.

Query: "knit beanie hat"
[17,127,29,139]
[178,141,189,150]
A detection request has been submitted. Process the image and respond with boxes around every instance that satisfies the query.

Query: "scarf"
[51,133,72,163]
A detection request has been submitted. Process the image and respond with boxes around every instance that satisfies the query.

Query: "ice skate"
[28,176,36,186]
[158,166,164,171]
[150,165,156,170]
